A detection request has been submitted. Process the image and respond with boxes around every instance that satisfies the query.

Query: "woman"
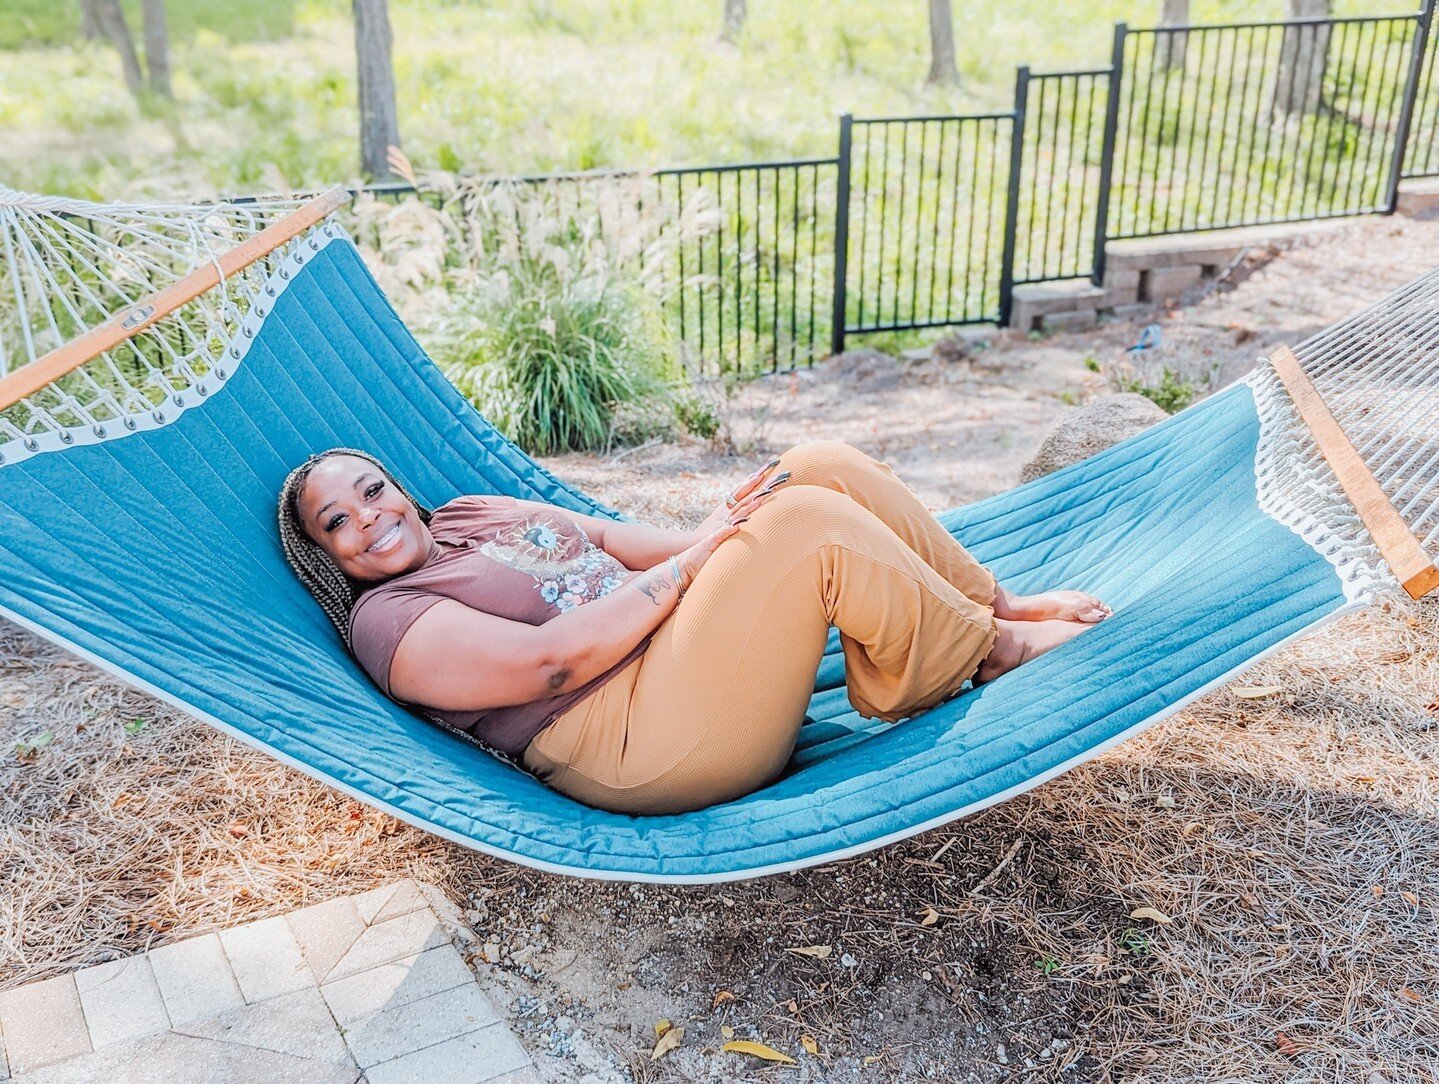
[278,441,1110,815]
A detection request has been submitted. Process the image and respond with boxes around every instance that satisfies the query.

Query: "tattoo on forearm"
[635,571,673,606]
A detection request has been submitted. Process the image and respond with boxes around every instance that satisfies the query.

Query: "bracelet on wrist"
[667,555,686,599]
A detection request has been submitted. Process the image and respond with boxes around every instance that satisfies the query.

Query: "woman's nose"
[360,506,382,527]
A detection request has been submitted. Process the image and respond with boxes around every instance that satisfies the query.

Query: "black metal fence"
[351,1,1439,377]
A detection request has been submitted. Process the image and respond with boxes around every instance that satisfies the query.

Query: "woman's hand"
[693,457,790,541]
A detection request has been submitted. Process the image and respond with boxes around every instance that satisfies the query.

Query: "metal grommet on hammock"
[172,393,184,408]
[242,325,253,339]
[308,236,320,251]
[215,368,227,380]
[279,267,290,280]
[152,410,165,424]
[23,438,39,452]
[92,425,106,439]
[197,383,208,397]
[230,346,242,359]
[266,285,277,297]
[123,418,137,431]
[58,431,73,445]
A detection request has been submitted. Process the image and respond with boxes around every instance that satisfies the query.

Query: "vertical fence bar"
[999,68,1029,327]
[1389,0,1436,209]
[830,113,853,355]
[1091,23,1127,285]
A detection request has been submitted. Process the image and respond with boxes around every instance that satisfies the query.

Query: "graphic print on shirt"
[479,513,630,613]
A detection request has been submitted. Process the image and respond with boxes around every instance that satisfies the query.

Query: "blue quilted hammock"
[0,236,1355,881]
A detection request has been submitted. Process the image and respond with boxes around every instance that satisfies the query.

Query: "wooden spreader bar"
[1269,344,1439,600]
[0,187,350,413]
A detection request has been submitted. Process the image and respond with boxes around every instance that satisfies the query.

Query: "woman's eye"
[366,481,384,499]
[325,514,345,533]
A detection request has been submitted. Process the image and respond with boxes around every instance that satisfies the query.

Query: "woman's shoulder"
[428,494,520,537]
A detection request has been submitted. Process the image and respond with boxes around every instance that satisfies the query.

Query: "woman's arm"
[511,498,694,570]
[388,519,747,713]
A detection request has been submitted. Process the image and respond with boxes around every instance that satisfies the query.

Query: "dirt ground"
[3,213,1437,1083]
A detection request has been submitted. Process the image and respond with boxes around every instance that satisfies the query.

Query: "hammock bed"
[0,189,1433,882]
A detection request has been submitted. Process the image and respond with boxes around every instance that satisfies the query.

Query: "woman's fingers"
[729,471,791,521]
[728,459,781,505]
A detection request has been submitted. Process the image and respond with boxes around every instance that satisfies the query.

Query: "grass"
[0,0,1383,201]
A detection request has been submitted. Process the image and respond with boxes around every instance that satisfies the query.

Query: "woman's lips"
[367,523,403,554]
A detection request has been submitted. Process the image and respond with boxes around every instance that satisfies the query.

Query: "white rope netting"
[0,187,317,462]
[1247,265,1439,602]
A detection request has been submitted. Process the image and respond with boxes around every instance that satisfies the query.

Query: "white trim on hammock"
[0,592,1369,885]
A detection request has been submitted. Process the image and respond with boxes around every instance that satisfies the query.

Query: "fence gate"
[832,112,1017,353]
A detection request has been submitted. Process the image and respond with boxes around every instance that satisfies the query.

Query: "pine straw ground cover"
[3,217,1439,1082]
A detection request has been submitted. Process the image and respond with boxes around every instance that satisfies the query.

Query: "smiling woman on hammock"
[277,440,1110,815]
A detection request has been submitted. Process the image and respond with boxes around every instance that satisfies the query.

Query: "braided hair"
[277,448,433,649]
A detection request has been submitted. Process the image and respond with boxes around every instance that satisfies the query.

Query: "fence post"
[1388,0,1435,210]
[830,114,853,356]
[998,67,1029,327]
[1091,22,1127,286]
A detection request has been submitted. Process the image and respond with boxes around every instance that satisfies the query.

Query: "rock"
[1020,393,1169,483]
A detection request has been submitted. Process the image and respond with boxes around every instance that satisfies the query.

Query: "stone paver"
[0,976,91,1073]
[320,944,473,1025]
[0,880,534,1083]
[175,987,351,1066]
[342,984,500,1069]
[324,907,449,984]
[147,933,245,1027]
[363,1022,530,1084]
[21,1032,358,1084]
[352,881,429,926]
[286,896,366,984]
[218,915,312,1004]
[73,957,169,1049]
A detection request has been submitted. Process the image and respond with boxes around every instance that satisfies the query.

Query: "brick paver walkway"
[0,881,537,1083]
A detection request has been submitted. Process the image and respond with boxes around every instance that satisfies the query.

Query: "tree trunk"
[354,0,402,181]
[926,0,958,87]
[1157,0,1189,70]
[720,0,746,43]
[79,0,105,41]
[141,0,172,98]
[91,0,145,98]
[1274,0,1332,119]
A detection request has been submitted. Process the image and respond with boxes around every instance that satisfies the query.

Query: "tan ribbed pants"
[522,440,999,815]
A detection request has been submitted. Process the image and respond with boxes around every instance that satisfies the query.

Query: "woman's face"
[297,455,432,582]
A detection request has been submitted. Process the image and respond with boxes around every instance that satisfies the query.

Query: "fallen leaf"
[227,823,249,839]
[721,1025,735,1040]
[1400,988,1422,1002]
[1401,891,1420,907]
[785,945,833,959]
[801,1034,819,1055]
[723,1040,797,1065]
[654,1019,672,1038]
[1371,886,1385,899]
[1129,906,1173,925]
[1233,685,1284,699]
[711,990,735,1009]
[1274,1031,1303,1057]
[651,1026,683,1060]
[917,907,940,927]
[1154,795,1176,809]
[862,1055,883,1065]
[124,718,148,736]
[786,999,798,1013]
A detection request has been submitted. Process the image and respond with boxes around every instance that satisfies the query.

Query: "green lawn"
[0,0,1380,201]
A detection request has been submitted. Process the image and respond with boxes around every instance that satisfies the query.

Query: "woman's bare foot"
[994,586,1111,624]
[974,617,1096,684]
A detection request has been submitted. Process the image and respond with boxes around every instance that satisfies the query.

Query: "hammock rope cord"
[0,186,313,460]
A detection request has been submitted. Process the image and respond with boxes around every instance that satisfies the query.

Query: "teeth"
[369,525,401,553]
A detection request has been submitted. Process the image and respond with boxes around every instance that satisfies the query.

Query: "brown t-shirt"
[348,495,650,756]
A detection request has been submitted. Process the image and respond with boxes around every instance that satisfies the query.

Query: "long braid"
[276,448,433,649]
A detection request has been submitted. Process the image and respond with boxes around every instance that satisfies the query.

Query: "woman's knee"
[744,483,869,547]
[779,440,879,489]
